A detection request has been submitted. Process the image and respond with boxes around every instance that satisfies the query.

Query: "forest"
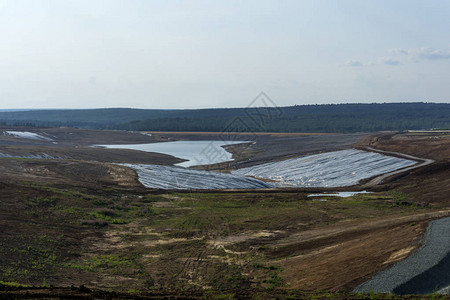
[0,102,448,133]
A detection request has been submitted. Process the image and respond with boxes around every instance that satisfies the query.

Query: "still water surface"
[99,140,250,167]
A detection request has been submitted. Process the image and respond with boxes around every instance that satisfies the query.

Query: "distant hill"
[0,109,35,112]
[0,103,448,133]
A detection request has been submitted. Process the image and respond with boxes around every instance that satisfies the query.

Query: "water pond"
[98,140,250,167]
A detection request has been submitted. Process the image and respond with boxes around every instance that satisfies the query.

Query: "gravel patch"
[354,217,450,294]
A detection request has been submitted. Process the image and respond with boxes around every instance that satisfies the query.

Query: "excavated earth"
[0,128,449,298]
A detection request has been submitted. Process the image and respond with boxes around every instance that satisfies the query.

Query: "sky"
[0,0,449,109]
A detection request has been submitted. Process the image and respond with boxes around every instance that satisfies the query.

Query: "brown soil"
[377,160,450,207]
[0,129,448,297]
[357,132,450,206]
[0,144,184,165]
[0,159,147,189]
[0,126,169,146]
[273,211,450,291]
[2,285,446,299]
[278,222,427,291]
[357,131,450,161]
[0,127,185,165]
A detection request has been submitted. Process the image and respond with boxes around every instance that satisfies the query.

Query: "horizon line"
[1,101,448,111]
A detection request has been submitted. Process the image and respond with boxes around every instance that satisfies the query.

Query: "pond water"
[98,140,250,167]
[308,191,372,198]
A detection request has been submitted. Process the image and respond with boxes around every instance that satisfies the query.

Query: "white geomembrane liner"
[0,152,57,159]
[231,149,417,188]
[123,164,272,190]
[125,149,416,190]
[4,131,53,141]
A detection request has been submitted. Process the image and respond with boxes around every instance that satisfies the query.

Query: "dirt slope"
[357,132,450,161]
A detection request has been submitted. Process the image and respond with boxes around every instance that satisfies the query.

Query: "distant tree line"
[0,103,448,133]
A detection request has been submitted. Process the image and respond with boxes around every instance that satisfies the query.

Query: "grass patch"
[0,234,71,282]
[0,280,32,288]
[0,181,441,292]
[152,192,432,237]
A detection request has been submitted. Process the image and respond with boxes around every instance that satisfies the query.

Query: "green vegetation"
[0,234,68,283]
[0,280,32,288]
[0,181,439,293]
[151,192,428,237]
[254,264,284,289]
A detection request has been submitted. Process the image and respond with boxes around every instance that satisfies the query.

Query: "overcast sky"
[0,0,449,109]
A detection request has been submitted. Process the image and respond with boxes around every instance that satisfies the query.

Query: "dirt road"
[362,147,435,187]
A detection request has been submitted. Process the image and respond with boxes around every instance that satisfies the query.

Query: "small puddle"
[308,191,372,198]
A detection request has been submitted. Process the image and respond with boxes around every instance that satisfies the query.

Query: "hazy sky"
[0,0,449,109]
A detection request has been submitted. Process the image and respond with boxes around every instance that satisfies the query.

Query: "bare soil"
[0,126,169,146]
[357,131,450,161]
[357,132,450,206]
[0,129,448,298]
[0,127,186,165]
[0,144,184,165]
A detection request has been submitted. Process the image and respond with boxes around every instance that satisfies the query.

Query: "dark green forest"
[0,103,448,133]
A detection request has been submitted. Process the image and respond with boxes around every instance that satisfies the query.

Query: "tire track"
[362,147,435,187]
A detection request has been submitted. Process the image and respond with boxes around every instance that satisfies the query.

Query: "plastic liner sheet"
[124,164,273,190]
[232,149,416,187]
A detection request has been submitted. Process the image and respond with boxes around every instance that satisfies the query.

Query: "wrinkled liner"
[124,164,272,190]
[232,149,416,188]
